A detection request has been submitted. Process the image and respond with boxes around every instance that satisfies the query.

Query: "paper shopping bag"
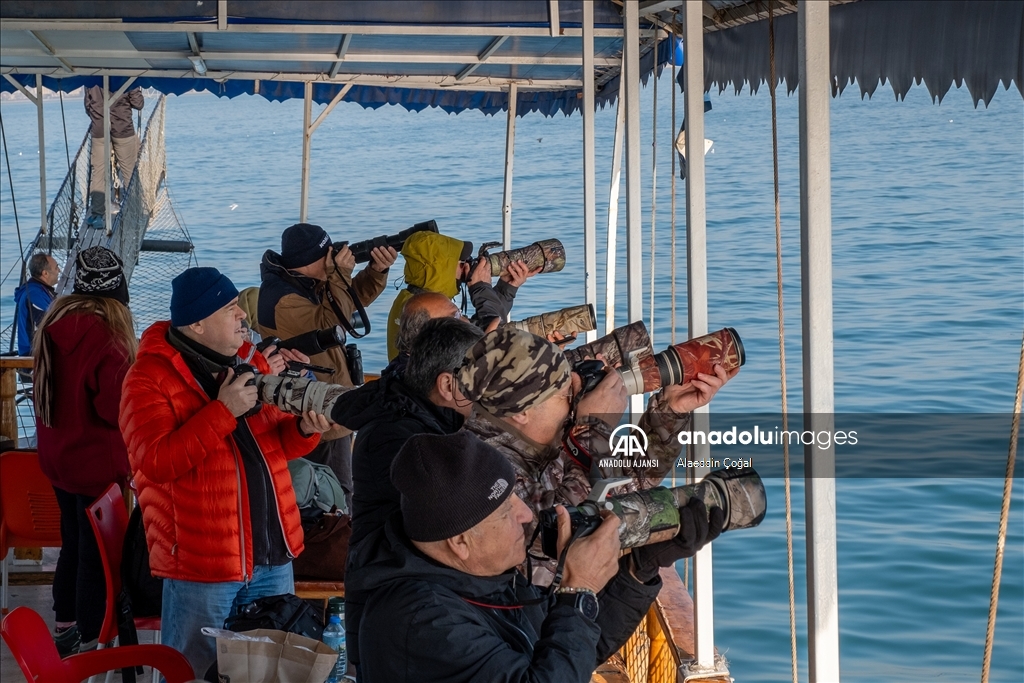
[215,628,337,683]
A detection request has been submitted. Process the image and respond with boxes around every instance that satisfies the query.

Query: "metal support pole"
[605,89,625,336]
[502,83,518,250]
[798,2,840,681]
[624,0,644,418]
[102,75,112,236]
[582,2,597,343]
[300,81,313,222]
[650,41,658,348]
[682,1,721,676]
[35,74,47,235]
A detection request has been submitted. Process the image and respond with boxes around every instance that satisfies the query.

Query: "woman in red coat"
[33,246,136,654]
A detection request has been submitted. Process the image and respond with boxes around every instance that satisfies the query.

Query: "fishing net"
[1,93,193,443]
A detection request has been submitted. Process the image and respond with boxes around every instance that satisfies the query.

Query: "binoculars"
[340,219,438,263]
[565,322,745,395]
[538,467,766,557]
[464,239,566,280]
[509,304,596,339]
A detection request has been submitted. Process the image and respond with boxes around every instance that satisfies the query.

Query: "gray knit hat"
[391,432,515,542]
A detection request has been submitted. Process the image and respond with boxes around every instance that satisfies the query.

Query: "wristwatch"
[554,587,599,621]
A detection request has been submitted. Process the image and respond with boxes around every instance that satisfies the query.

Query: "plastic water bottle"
[322,614,346,683]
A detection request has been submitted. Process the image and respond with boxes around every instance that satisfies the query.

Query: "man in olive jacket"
[258,222,395,497]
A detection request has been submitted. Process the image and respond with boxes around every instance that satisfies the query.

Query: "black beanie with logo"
[280,223,333,269]
[390,431,516,542]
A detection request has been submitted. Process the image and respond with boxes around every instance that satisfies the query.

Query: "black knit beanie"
[391,432,515,542]
[281,223,332,269]
[73,246,129,305]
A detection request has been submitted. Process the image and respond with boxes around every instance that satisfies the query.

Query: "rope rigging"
[980,328,1022,683]
[1,108,26,354]
[767,3,800,682]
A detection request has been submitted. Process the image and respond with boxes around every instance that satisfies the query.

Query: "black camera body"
[340,219,438,263]
[574,359,607,395]
[537,503,604,559]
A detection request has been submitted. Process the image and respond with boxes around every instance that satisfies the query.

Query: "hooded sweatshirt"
[35,311,132,497]
[13,278,55,355]
[386,231,518,360]
[346,513,661,683]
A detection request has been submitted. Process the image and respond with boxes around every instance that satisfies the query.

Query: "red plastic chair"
[86,483,163,682]
[0,449,62,614]
[1,606,193,683]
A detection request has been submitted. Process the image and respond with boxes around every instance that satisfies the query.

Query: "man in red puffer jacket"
[119,267,332,678]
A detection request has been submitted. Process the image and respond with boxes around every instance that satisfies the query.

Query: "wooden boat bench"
[293,580,345,614]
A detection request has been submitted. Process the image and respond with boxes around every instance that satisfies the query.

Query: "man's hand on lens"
[557,506,620,594]
[546,330,575,347]
[262,344,287,375]
[500,260,541,287]
[331,244,356,273]
[369,245,398,273]
[299,410,333,436]
[628,498,725,583]
[219,371,258,418]
[662,363,735,415]
[469,257,491,286]
[576,367,628,422]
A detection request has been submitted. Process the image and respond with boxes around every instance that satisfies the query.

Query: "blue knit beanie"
[170,267,240,326]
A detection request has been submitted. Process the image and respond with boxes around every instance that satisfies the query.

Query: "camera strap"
[523,520,591,600]
[323,284,370,339]
[561,427,593,473]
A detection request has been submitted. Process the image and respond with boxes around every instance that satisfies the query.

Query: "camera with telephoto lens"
[232,363,350,419]
[257,326,346,358]
[338,219,438,263]
[537,467,766,559]
[565,322,745,396]
[462,239,567,282]
[509,304,596,340]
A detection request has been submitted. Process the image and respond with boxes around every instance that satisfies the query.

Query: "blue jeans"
[161,563,294,678]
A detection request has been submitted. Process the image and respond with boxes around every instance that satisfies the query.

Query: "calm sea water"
[2,76,1021,681]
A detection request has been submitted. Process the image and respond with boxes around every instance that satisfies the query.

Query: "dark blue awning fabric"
[692,0,1023,107]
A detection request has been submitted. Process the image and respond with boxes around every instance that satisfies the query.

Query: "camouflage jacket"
[464,392,691,585]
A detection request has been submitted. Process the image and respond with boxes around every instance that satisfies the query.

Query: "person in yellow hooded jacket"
[386,231,535,361]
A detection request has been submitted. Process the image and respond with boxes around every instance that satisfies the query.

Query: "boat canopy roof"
[1,0,1020,115]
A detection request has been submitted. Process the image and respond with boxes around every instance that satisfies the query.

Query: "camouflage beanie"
[456,327,571,418]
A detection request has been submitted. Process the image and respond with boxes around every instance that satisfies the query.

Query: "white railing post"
[102,75,112,236]
[623,0,644,419]
[604,89,625,336]
[798,2,841,681]
[35,74,47,235]
[300,81,313,222]
[582,2,597,343]
[502,83,518,250]
[681,1,725,678]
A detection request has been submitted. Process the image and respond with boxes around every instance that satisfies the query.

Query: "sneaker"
[53,625,80,658]
[84,213,105,230]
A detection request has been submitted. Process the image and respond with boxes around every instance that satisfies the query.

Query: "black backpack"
[121,505,163,618]
[224,593,325,641]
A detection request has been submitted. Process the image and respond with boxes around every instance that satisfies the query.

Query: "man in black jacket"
[333,316,483,547]
[347,431,683,683]
[331,317,483,667]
